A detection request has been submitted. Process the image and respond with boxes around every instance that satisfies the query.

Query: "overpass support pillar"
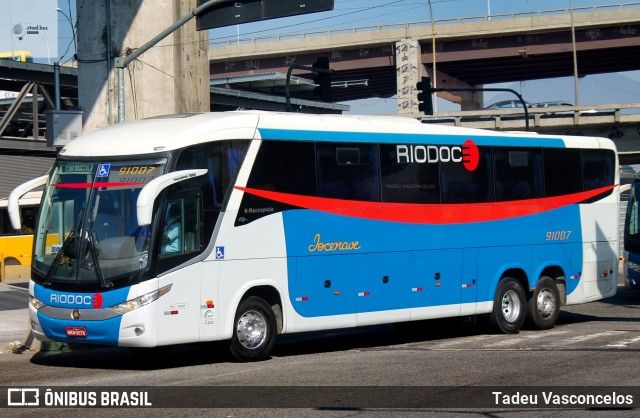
[424,69,483,111]
[77,0,209,133]
[396,39,422,114]
[395,38,483,113]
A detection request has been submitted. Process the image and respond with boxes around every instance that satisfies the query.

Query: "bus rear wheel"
[526,276,560,330]
[230,296,277,362]
[489,277,526,334]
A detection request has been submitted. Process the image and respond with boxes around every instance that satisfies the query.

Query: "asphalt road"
[1,282,639,417]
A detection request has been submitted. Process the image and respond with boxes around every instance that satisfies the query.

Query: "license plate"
[66,326,87,337]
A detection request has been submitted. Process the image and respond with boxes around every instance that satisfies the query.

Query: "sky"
[0,0,61,64]
[208,0,640,114]
[3,0,639,114]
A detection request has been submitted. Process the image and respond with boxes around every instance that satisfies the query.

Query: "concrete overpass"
[3,2,640,160]
[209,3,640,109]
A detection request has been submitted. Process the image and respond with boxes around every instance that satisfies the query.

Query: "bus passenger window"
[441,146,493,204]
[19,207,36,234]
[380,143,440,204]
[583,150,614,191]
[494,148,542,201]
[543,148,582,197]
[317,143,380,202]
[237,140,316,225]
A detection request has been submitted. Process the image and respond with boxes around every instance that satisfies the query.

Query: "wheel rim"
[236,310,267,349]
[501,289,522,322]
[536,288,556,319]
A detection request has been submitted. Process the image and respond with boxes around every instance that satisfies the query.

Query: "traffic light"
[416,76,433,115]
[312,57,332,99]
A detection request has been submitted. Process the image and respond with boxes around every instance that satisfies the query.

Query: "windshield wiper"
[85,230,111,289]
[43,230,76,286]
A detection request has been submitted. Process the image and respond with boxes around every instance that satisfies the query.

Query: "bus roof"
[58,111,615,158]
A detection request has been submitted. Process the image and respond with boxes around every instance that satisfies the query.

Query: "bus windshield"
[33,159,167,286]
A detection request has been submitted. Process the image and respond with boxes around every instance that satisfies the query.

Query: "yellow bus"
[0,190,40,281]
[0,50,33,63]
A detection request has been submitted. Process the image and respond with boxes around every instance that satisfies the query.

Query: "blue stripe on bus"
[37,313,123,345]
[258,128,567,148]
[282,205,582,317]
[34,283,130,345]
[625,251,640,290]
[34,283,130,309]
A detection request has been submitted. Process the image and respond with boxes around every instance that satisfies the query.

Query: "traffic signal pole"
[416,77,530,131]
[432,87,530,131]
[285,60,334,112]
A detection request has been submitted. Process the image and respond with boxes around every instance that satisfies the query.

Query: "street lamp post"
[570,0,579,105]
[428,0,437,112]
[55,7,77,59]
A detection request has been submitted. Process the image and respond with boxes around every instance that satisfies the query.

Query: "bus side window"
[583,150,614,191]
[441,146,493,204]
[317,143,380,202]
[157,190,202,273]
[0,208,8,234]
[544,148,582,197]
[237,140,316,225]
[494,148,543,202]
[380,143,440,204]
[19,206,37,234]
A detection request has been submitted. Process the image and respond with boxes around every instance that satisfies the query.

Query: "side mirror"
[136,169,207,226]
[8,175,48,230]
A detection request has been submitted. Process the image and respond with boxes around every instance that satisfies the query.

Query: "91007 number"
[119,166,156,175]
[546,230,572,241]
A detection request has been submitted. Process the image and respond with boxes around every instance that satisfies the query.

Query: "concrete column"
[422,67,483,111]
[395,39,421,114]
[77,0,209,133]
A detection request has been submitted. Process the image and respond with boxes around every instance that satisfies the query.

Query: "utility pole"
[114,0,225,123]
[77,0,209,132]
[570,0,580,105]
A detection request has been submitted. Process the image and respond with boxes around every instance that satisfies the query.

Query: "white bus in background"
[10,111,620,361]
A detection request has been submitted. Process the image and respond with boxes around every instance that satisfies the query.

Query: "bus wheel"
[526,276,560,330]
[489,277,526,334]
[230,296,277,362]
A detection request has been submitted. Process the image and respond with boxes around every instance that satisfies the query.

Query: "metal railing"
[210,2,640,47]
[414,103,640,131]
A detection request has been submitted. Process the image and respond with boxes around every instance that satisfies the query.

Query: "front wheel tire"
[229,296,277,362]
[489,277,526,334]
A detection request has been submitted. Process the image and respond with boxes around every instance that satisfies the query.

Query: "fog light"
[134,326,145,336]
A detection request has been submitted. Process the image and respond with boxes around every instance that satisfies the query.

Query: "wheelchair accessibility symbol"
[97,163,111,177]
[216,246,225,260]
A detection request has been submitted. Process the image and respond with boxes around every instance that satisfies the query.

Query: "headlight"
[109,284,171,314]
[30,296,46,310]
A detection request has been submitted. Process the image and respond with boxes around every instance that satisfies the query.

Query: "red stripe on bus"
[235,185,616,224]
[51,182,145,189]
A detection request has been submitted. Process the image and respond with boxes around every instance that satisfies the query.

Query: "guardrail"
[210,2,640,47]
[417,103,640,130]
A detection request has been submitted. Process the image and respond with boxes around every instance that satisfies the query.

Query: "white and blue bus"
[10,111,620,361]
